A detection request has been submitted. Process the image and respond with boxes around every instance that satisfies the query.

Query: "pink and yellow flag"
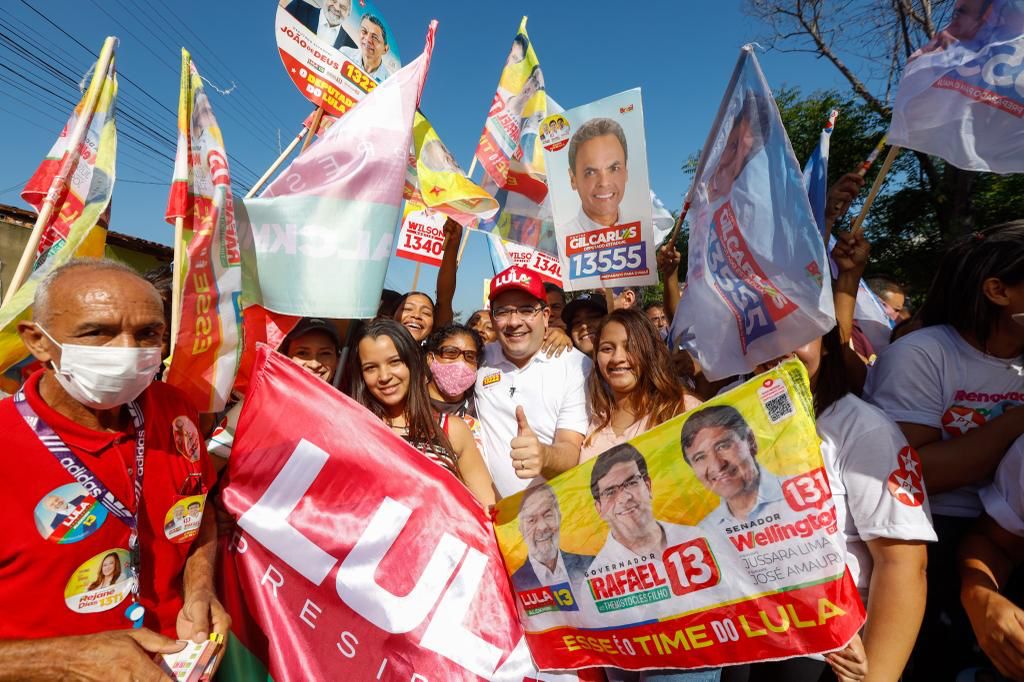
[0,37,118,373]
[404,111,498,228]
[164,49,243,413]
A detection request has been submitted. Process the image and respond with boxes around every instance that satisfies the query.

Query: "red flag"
[231,306,298,397]
[216,346,550,680]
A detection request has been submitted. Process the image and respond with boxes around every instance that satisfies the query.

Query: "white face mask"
[37,325,162,410]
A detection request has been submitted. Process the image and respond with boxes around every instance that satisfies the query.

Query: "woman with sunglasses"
[352,319,496,507]
[426,324,483,416]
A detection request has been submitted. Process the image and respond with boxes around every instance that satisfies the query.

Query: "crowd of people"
[1,172,1022,682]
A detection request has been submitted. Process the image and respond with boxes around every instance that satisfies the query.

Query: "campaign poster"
[395,203,447,267]
[502,240,563,287]
[493,360,865,671]
[540,89,657,291]
[276,0,402,117]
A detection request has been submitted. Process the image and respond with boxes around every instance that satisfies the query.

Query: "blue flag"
[802,110,838,240]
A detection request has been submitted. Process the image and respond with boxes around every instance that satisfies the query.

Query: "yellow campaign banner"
[493,360,865,671]
[474,16,550,203]
[405,111,498,228]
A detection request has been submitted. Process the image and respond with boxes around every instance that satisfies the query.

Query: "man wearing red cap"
[474,265,592,498]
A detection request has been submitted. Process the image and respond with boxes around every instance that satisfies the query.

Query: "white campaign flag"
[673,46,834,380]
[889,0,1024,172]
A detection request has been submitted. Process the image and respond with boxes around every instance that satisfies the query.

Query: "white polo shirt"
[475,343,591,498]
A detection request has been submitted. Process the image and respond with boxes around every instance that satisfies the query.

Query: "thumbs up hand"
[511,405,543,479]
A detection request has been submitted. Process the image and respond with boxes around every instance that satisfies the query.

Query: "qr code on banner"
[757,377,795,424]
[763,392,795,424]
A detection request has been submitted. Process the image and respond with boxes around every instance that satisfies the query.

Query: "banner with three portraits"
[493,360,865,671]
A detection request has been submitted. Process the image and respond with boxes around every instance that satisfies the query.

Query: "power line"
[12,0,268,186]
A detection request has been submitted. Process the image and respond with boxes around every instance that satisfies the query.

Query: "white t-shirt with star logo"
[818,394,938,600]
[864,325,1024,517]
[980,436,1024,537]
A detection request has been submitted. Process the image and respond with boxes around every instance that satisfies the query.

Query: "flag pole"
[455,228,470,266]
[1,36,117,309]
[170,217,184,345]
[467,156,478,183]
[663,196,692,249]
[246,124,309,199]
[411,262,422,291]
[301,105,325,154]
[850,145,900,235]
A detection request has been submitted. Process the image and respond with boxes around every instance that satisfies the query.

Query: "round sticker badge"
[941,405,986,437]
[541,114,571,152]
[172,415,202,462]
[64,548,135,614]
[163,494,206,543]
[33,483,108,544]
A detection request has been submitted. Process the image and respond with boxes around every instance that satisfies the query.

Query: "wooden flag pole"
[410,262,422,291]
[170,217,185,346]
[663,198,692,249]
[455,228,470,266]
[300,105,326,154]
[850,145,900,236]
[245,125,309,199]
[1,36,117,309]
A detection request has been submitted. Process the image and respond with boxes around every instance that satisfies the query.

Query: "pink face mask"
[430,358,477,397]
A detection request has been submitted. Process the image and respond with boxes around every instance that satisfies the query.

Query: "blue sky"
[0,1,871,318]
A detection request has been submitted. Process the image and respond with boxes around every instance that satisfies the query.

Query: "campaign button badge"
[33,483,108,544]
[164,494,206,543]
[172,415,202,462]
[64,548,135,614]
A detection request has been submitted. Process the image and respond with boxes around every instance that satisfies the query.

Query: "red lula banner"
[217,346,566,681]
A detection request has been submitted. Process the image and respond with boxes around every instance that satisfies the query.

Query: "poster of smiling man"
[276,0,402,117]
[540,89,657,291]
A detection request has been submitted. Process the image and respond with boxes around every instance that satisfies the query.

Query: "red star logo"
[888,470,924,507]
[429,185,444,197]
[898,446,921,477]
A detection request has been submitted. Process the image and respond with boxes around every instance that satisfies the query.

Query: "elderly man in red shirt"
[0,258,228,679]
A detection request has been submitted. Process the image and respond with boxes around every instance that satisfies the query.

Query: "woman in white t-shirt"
[729,326,936,682]
[863,221,1024,679]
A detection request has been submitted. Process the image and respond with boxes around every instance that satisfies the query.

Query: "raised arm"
[657,244,682,325]
[434,217,462,329]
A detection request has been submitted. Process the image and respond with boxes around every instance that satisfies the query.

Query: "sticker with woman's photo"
[33,483,108,544]
[63,548,134,614]
[163,495,206,543]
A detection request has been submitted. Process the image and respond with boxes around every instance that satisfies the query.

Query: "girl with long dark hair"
[351,319,496,506]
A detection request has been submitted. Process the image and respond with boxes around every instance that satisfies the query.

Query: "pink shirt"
[580,394,703,463]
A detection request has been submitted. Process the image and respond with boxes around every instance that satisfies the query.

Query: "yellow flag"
[405,111,498,228]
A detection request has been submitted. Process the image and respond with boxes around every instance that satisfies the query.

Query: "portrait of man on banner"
[680,405,789,530]
[283,0,357,50]
[512,484,592,592]
[541,88,657,291]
